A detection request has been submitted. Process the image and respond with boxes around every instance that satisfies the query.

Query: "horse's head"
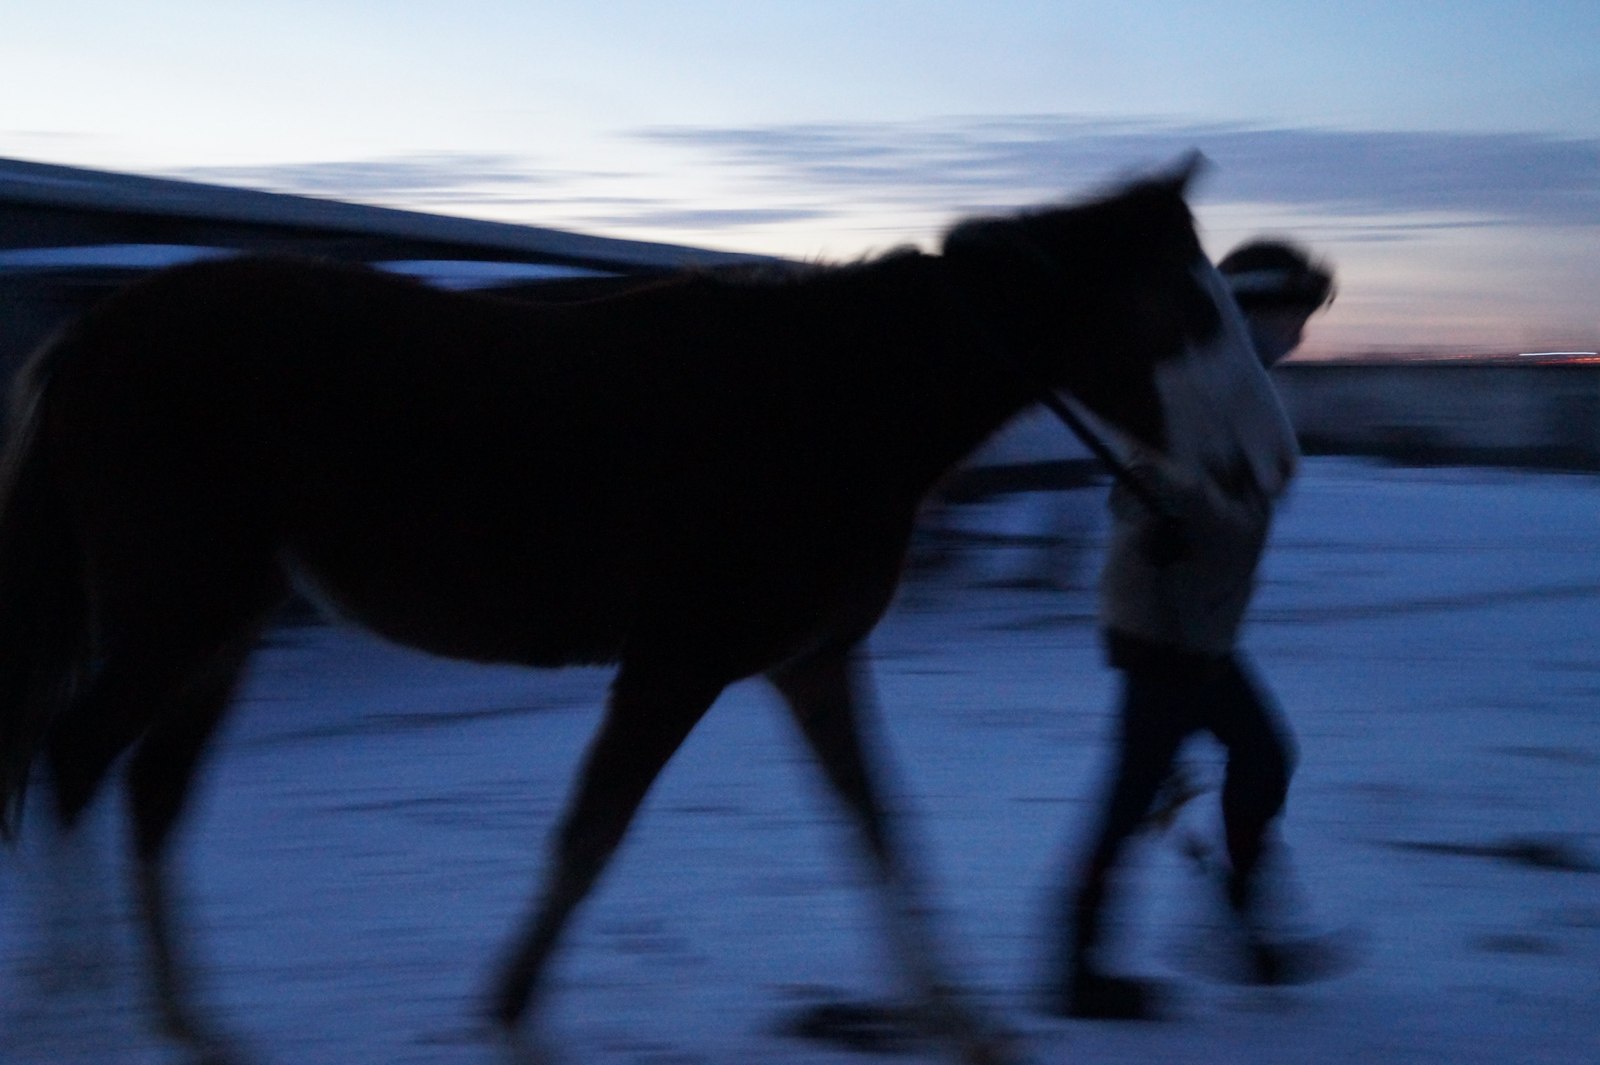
[943,155,1298,497]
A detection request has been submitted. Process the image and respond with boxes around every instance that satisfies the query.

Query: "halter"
[1028,377,1189,565]
[1031,389,1169,514]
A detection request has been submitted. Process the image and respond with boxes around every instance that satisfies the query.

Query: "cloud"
[163,152,844,236]
[167,153,560,205]
[150,120,1600,245]
[638,117,1600,228]
[574,205,836,230]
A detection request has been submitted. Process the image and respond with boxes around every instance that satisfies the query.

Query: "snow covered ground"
[3,458,1598,1064]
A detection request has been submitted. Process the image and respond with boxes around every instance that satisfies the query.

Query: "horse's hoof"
[918,998,1027,1065]
[492,1022,558,1065]
[488,1000,522,1031]
[776,994,1026,1063]
[178,1034,257,1065]
[190,1049,247,1065]
[155,1004,255,1065]
[484,960,544,1032]
[484,985,533,1034]
[778,1000,922,1054]
[955,1025,1028,1065]
[946,1005,1030,1065]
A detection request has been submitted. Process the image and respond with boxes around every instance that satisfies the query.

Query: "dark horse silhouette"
[0,161,1270,1062]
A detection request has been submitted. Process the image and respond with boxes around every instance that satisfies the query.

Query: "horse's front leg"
[489,661,725,1034]
[767,645,1018,1065]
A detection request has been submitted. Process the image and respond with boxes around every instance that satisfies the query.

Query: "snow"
[373,261,614,289]
[0,244,613,291]
[0,244,234,272]
[3,458,1598,1064]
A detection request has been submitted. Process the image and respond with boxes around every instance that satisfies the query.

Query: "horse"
[0,158,1289,1063]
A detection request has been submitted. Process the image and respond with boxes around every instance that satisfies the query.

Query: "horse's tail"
[0,346,90,842]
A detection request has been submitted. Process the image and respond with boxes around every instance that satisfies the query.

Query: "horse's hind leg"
[45,543,281,1058]
[23,656,178,994]
[53,628,262,1043]
[489,660,725,1032]
[125,638,260,1047]
[767,646,1013,1064]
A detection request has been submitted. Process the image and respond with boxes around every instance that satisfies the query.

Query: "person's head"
[1217,239,1336,367]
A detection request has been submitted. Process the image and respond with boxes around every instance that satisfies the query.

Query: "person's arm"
[1113,452,1270,566]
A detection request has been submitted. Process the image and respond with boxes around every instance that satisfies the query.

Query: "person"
[1045,239,1339,1021]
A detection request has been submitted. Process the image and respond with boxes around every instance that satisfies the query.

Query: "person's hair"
[1217,239,1335,314]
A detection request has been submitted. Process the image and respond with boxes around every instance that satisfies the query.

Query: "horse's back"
[28,261,608,655]
[28,257,911,670]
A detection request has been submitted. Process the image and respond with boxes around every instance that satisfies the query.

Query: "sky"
[2,1,1598,357]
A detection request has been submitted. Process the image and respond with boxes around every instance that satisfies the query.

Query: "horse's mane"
[485,172,1195,316]
[673,246,934,297]
[467,249,922,319]
[941,173,1199,269]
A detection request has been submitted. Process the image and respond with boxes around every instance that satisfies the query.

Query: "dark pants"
[1064,632,1297,968]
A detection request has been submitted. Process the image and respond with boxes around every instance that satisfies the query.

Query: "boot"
[1243,929,1359,986]
[1041,950,1170,1021]
[1221,864,1358,986]
[1064,963,1168,1020]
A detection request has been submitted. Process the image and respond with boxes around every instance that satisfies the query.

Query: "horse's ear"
[1159,150,1209,195]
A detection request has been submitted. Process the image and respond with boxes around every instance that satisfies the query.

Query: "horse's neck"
[836,261,1040,494]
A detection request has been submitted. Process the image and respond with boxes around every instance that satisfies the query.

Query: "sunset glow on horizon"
[4,2,1596,357]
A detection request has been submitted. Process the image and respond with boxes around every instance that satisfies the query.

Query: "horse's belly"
[279,543,632,667]
[276,476,915,676]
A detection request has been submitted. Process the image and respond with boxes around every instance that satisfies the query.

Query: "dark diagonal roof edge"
[0,155,775,272]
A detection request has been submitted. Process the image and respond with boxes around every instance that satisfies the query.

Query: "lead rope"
[1033,386,1188,566]
[1030,388,1165,515]
[940,270,1187,562]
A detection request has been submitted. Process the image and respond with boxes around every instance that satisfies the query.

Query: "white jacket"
[1096,266,1302,656]
[1097,452,1283,656]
